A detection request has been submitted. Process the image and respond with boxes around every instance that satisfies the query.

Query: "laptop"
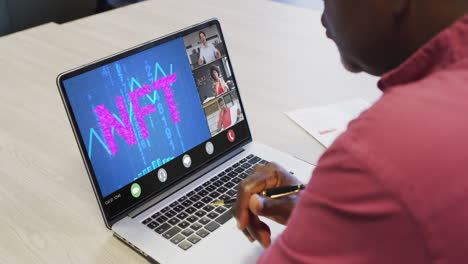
[57,18,314,263]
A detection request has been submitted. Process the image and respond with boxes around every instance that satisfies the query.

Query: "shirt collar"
[378,14,468,91]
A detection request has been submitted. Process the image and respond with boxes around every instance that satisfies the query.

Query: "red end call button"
[227,129,236,143]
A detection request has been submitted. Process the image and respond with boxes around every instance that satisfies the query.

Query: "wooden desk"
[0,0,380,262]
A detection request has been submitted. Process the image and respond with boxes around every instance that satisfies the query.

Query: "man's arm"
[257,141,429,264]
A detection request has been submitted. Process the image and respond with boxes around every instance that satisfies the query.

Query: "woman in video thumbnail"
[217,98,241,132]
[210,66,228,96]
[198,31,221,65]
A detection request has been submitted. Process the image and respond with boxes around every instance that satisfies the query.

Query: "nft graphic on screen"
[64,38,211,197]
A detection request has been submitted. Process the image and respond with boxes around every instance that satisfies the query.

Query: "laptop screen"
[58,20,251,222]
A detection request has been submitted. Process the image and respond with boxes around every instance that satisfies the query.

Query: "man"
[232,0,468,263]
[197,31,221,65]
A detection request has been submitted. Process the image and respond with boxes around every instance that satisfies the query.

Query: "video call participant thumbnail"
[210,65,228,96]
[217,97,241,133]
[198,31,221,65]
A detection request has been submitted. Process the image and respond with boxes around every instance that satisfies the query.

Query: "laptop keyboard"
[141,154,267,251]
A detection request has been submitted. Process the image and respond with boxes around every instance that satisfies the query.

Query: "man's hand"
[232,162,302,248]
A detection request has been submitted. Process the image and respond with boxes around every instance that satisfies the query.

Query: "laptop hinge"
[127,146,246,218]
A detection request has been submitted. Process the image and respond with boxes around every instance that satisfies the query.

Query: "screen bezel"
[56,18,253,228]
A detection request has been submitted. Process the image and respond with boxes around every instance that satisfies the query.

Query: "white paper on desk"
[286,98,371,148]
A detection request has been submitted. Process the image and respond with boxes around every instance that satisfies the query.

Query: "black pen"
[210,184,306,206]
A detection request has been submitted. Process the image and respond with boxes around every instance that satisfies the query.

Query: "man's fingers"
[242,229,255,243]
[249,194,297,225]
[246,212,271,248]
[234,166,280,230]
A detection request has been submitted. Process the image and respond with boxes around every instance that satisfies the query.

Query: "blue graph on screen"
[64,38,211,196]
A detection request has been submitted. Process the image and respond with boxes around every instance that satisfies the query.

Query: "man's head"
[199,31,207,44]
[218,98,225,110]
[321,0,468,76]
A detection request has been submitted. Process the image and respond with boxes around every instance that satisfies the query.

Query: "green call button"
[130,183,141,198]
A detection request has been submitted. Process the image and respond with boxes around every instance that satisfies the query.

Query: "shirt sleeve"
[257,139,429,264]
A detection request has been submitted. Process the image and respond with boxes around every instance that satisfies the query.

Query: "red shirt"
[258,15,468,264]
[219,107,232,130]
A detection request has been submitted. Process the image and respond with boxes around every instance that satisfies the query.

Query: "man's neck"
[402,3,468,64]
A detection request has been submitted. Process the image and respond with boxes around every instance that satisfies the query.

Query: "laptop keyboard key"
[187,235,201,244]
[232,162,240,168]
[249,157,261,164]
[173,205,185,212]
[190,223,202,231]
[225,167,233,172]
[195,186,203,192]
[215,207,227,214]
[170,201,179,207]
[259,159,268,165]
[246,154,254,159]
[177,212,188,220]
[177,196,187,202]
[178,221,190,229]
[199,217,211,225]
[209,191,220,199]
[181,229,194,237]
[143,218,152,225]
[151,212,161,219]
[155,223,171,234]
[182,200,193,207]
[224,182,235,189]
[168,218,180,225]
[205,221,220,232]
[231,177,242,184]
[196,229,210,238]
[187,215,198,223]
[193,201,204,209]
[197,189,208,197]
[217,186,228,194]
[215,210,233,225]
[195,210,207,217]
[241,163,251,169]
[163,227,181,239]
[185,207,196,214]
[170,234,185,245]
[161,207,170,213]
[218,194,230,201]
[178,240,192,251]
[228,172,238,177]
[239,173,248,179]
[202,181,210,187]
[203,205,214,212]
[213,180,223,187]
[147,221,158,229]
[234,167,244,173]
[201,197,212,204]
[205,185,215,192]
[165,210,176,218]
[227,189,237,196]
[156,216,168,224]
[207,212,219,219]
[189,195,201,202]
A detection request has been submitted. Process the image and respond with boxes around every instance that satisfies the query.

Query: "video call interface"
[63,24,245,200]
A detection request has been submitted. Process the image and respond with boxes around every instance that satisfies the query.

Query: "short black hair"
[199,31,206,38]
[218,97,224,104]
[210,66,220,79]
